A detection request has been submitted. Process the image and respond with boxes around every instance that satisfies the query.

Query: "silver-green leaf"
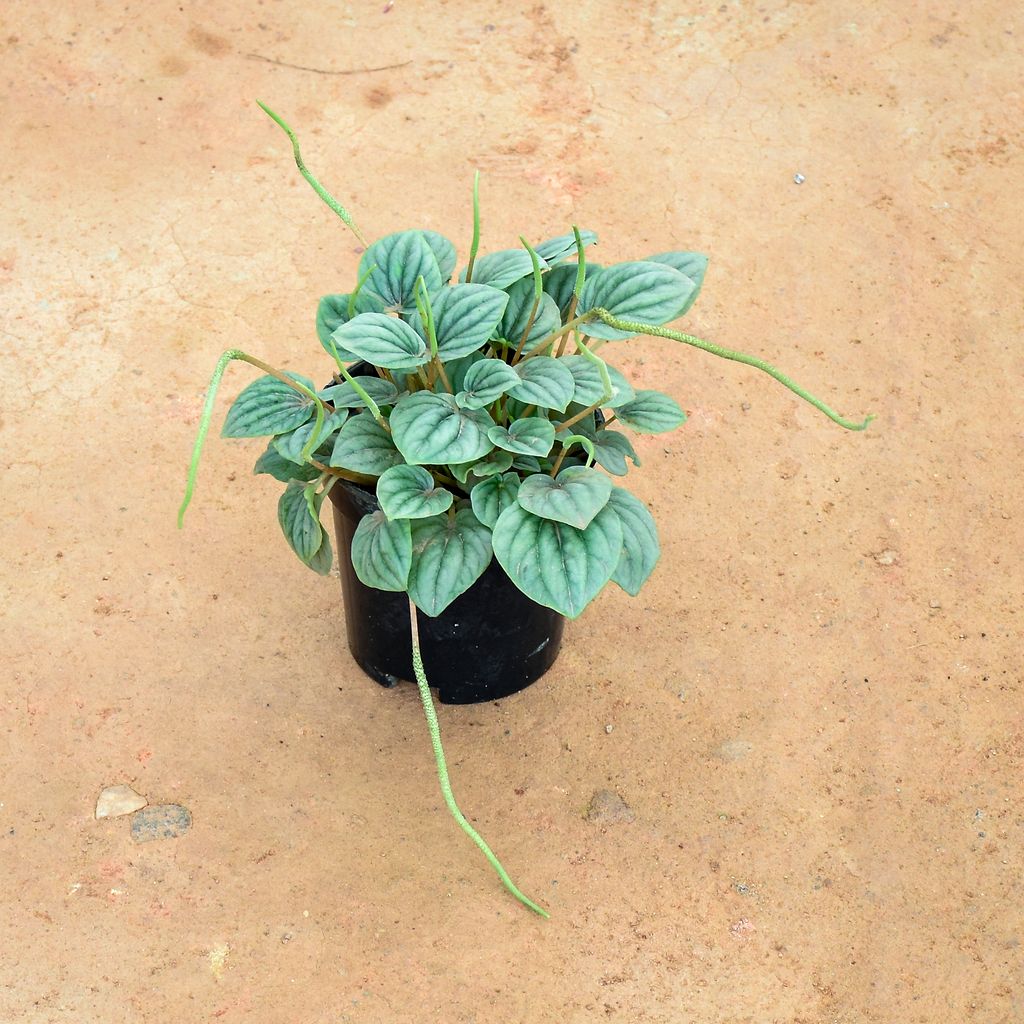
[421,230,458,282]
[455,358,521,410]
[223,373,317,438]
[331,313,430,371]
[590,430,641,476]
[646,251,707,316]
[408,509,493,617]
[543,263,602,318]
[470,472,521,529]
[376,465,454,520]
[448,448,513,484]
[278,481,325,564]
[491,503,624,619]
[615,390,687,434]
[516,465,612,529]
[272,409,348,464]
[534,229,598,265]
[316,292,384,359]
[507,356,576,412]
[351,511,412,591]
[329,412,404,475]
[389,392,494,466]
[487,417,556,457]
[579,261,695,340]
[319,376,400,410]
[494,278,561,354]
[460,249,544,290]
[254,443,320,483]
[606,487,660,595]
[558,355,636,408]
[410,284,509,361]
[359,230,443,313]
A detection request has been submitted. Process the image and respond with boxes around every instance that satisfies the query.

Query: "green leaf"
[421,230,458,282]
[319,376,400,409]
[615,390,687,434]
[376,465,454,520]
[534,229,598,265]
[254,443,320,483]
[329,412,404,474]
[351,510,412,591]
[316,292,384,359]
[491,503,624,619]
[646,251,707,315]
[410,283,509,361]
[487,417,556,457]
[507,357,576,412]
[544,263,602,318]
[590,430,640,476]
[516,465,612,529]
[443,351,487,394]
[389,392,494,466]
[222,373,316,438]
[606,488,659,595]
[494,278,561,354]
[470,472,521,529]
[459,249,544,290]
[273,409,348,464]
[408,509,493,617]
[448,448,513,484]
[558,355,636,409]
[278,481,325,564]
[578,261,695,340]
[330,312,430,371]
[512,454,542,473]
[455,358,521,410]
[359,230,443,313]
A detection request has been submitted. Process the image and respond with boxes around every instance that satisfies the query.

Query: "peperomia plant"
[179,104,871,918]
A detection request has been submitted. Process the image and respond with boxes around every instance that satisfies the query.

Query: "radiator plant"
[179,104,871,918]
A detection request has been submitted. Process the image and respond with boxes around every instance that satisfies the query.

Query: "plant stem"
[602,412,617,427]
[308,458,375,485]
[588,309,874,431]
[407,599,549,919]
[519,312,595,363]
[256,101,368,246]
[549,444,570,477]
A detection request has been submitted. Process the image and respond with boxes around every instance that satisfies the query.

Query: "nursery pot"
[328,478,565,706]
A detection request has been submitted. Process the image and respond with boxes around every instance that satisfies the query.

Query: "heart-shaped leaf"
[273,409,349,464]
[329,412,404,475]
[494,278,561,354]
[359,230,443,313]
[455,358,521,410]
[443,351,487,394]
[223,373,317,438]
[543,263,602,318]
[448,448,513,484]
[331,312,430,371]
[316,292,385,359]
[278,481,326,564]
[408,509,493,617]
[460,249,544,290]
[516,465,612,529]
[351,511,412,591]
[410,284,509,361]
[470,472,521,529]
[254,443,321,483]
[615,390,687,434]
[558,355,636,408]
[389,392,494,466]
[590,430,641,476]
[306,529,333,576]
[579,261,695,340]
[376,465,454,520]
[319,375,400,410]
[491,503,624,619]
[646,250,707,315]
[487,417,556,457]
[605,487,660,595]
[534,229,598,265]
[507,356,576,412]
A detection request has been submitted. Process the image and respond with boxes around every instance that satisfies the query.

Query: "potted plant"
[179,104,871,918]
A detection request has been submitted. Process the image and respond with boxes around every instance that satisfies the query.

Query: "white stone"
[95,784,147,819]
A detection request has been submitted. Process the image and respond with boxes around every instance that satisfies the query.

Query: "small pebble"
[874,549,899,566]
[604,724,613,734]
[130,804,192,843]
[585,789,635,824]
[95,784,147,819]
[929,599,941,609]
[793,173,806,184]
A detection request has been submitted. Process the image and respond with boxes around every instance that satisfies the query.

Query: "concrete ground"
[1,2,1021,1021]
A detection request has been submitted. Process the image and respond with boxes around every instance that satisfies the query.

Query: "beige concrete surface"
[1,2,1021,1021]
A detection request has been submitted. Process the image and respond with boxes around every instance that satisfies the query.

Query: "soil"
[1,3,1021,1022]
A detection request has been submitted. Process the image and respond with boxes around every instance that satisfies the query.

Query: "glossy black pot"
[327,479,565,705]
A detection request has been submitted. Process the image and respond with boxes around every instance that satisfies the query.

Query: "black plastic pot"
[328,479,565,704]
